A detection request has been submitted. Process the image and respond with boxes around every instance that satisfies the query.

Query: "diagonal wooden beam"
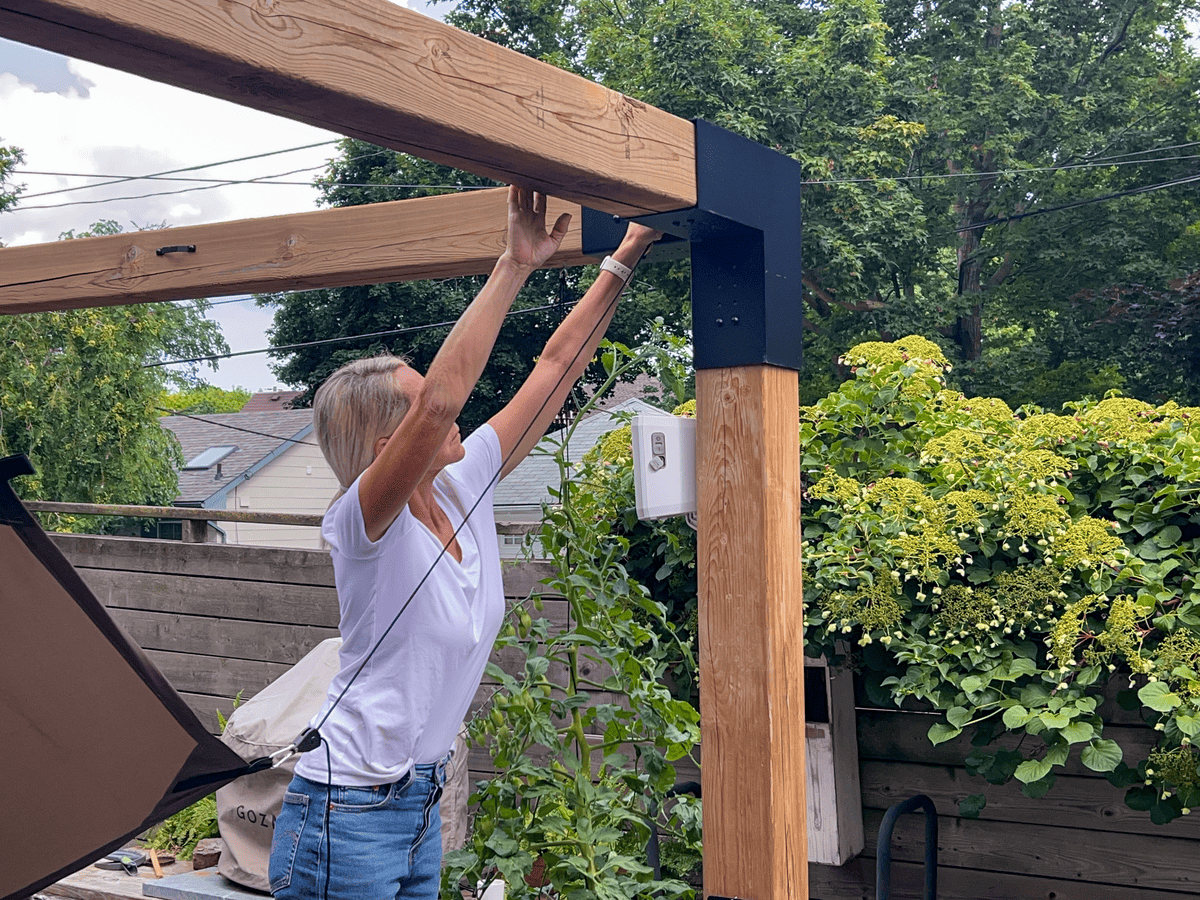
[0,189,593,314]
[0,0,696,218]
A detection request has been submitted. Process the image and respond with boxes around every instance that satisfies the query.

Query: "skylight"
[183,446,238,471]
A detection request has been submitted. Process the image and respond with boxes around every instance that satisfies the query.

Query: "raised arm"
[358,186,570,540]
[489,222,662,479]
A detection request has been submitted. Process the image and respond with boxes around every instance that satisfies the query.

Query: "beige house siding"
[219,442,339,548]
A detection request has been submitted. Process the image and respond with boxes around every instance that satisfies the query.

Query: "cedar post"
[697,364,805,900]
[587,120,808,900]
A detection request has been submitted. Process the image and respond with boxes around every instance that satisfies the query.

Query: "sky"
[0,0,456,393]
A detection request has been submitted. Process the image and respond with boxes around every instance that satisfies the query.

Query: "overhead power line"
[148,299,585,369]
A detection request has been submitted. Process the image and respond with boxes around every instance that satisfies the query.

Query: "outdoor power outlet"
[632,415,696,520]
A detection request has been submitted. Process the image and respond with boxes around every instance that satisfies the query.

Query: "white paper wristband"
[599,255,633,285]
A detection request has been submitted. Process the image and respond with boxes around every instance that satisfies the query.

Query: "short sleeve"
[444,423,503,507]
[322,475,414,559]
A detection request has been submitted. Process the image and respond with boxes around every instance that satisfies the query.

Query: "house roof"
[240,390,303,412]
[493,397,670,519]
[159,409,316,507]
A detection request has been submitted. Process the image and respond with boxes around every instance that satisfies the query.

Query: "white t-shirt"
[295,425,505,787]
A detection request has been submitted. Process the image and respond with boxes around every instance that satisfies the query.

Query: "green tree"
[263,150,684,432]
[0,222,229,528]
[0,138,23,224]
[449,0,1200,407]
[878,0,1200,392]
[160,385,252,415]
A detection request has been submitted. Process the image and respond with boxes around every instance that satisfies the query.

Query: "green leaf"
[947,706,973,728]
[1020,773,1056,799]
[1082,739,1123,772]
[1045,742,1070,766]
[1003,704,1034,729]
[1125,785,1157,811]
[958,793,987,818]
[1039,710,1071,729]
[1015,758,1052,784]
[1139,681,1182,712]
[928,722,963,746]
[961,675,985,693]
[1061,721,1095,744]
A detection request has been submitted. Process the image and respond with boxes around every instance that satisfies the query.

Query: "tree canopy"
[443,0,1200,408]
[0,221,230,523]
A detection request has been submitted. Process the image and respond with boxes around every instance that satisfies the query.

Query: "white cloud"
[2,0,459,392]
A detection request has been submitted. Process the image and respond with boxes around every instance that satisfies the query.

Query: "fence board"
[811,857,1200,900]
[52,534,336,586]
[109,608,338,665]
[142,649,292,701]
[77,568,339,627]
[860,808,1200,895]
[860,759,1200,841]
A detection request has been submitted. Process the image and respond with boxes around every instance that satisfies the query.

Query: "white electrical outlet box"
[632,414,696,520]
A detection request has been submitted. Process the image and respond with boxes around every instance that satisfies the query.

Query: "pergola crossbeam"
[0,189,589,313]
[0,0,696,217]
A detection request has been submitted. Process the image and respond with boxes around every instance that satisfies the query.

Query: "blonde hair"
[313,354,412,490]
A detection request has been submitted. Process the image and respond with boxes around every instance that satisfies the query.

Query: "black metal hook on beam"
[156,244,196,256]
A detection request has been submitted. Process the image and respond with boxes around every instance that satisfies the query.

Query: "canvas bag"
[216,637,343,891]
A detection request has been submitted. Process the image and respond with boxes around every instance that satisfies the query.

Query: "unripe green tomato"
[491,707,505,728]
[533,595,544,612]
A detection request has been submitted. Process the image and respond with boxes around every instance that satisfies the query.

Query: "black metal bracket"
[581,118,803,371]
[156,244,196,256]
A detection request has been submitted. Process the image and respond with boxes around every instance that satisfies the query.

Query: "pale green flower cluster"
[818,570,904,635]
[1049,596,1101,667]
[933,391,1015,423]
[809,472,862,504]
[840,335,950,372]
[1148,746,1200,789]
[1154,632,1200,697]
[1049,516,1123,570]
[1014,413,1084,448]
[998,492,1068,541]
[1085,595,1151,674]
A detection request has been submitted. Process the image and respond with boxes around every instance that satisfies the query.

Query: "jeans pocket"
[268,790,309,895]
[331,783,391,811]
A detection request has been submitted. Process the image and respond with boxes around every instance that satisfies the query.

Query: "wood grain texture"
[859,807,1200,894]
[76,568,340,628]
[696,365,806,900]
[810,856,1200,900]
[859,759,1200,841]
[0,190,592,313]
[0,0,695,217]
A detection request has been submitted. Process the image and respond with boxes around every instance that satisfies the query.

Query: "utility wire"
[155,407,318,446]
[14,141,339,201]
[148,299,583,369]
[944,170,1200,235]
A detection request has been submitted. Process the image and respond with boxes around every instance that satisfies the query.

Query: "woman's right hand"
[501,185,572,273]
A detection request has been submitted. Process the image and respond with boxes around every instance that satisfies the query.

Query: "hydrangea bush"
[801,336,1200,822]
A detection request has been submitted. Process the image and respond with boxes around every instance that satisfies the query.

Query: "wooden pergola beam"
[0,189,591,314]
[0,0,696,218]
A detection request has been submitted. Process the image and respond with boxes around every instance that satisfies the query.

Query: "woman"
[268,185,661,900]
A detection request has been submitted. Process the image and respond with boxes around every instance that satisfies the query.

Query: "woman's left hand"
[502,185,572,272]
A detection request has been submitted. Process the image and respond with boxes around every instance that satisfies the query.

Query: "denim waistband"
[410,748,453,787]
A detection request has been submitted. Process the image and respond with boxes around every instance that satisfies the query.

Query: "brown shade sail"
[0,455,251,900]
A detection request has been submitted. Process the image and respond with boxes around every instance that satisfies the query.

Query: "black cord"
[322,736,332,900]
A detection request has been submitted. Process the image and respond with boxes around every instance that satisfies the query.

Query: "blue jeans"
[269,755,450,900]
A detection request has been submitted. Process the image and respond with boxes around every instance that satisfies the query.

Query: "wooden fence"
[51,532,1200,899]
